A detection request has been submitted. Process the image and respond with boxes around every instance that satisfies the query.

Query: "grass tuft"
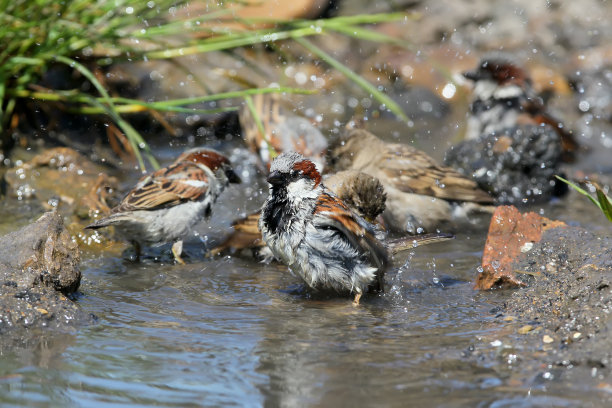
[556,175,612,222]
[1,1,414,170]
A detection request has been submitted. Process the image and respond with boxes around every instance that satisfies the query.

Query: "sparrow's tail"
[386,232,454,254]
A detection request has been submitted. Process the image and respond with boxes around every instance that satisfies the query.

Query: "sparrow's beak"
[225,168,242,184]
[462,70,479,81]
[267,170,284,186]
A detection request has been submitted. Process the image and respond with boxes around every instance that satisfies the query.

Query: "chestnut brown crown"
[178,148,241,184]
[463,57,528,86]
[267,152,322,187]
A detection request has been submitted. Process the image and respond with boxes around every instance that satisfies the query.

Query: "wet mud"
[469,227,612,383]
[0,212,91,334]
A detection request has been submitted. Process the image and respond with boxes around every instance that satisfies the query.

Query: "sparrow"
[462,55,578,160]
[208,170,387,260]
[239,93,328,171]
[259,152,388,304]
[444,56,575,203]
[328,129,494,235]
[86,148,241,262]
[258,152,454,304]
[323,170,387,224]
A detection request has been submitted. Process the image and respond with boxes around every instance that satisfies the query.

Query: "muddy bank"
[0,212,92,334]
[471,226,612,379]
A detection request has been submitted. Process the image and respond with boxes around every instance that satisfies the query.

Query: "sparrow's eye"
[289,170,300,179]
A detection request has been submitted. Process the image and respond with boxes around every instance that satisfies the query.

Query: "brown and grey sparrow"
[462,55,578,160]
[86,148,240,262]
[445,56,575,203]
[208,169,387,260]
[329,129,494,235]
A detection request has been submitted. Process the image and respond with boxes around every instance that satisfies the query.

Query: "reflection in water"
[0,331,76,370]
[252,248,500,407]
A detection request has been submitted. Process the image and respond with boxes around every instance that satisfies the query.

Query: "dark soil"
[470,226,612,377]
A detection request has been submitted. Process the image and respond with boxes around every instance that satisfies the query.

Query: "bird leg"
[172,240,186,264]
[353,292,362,306]
[131,240,141,263]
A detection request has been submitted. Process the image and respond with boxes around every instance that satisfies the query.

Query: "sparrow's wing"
[115,161,210,212]
[232,211,262,233]
[375,144,494,203]
[312,192,388,290]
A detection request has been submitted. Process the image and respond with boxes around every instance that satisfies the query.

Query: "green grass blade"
[8,87,310,114]
[69,105,237,115]
[309,12,414,26]
[325,24,408,48]
[144,26,319,59]
[293,36,409,122]
[555,176,601,209]
[111,87,314,109]
[0,82,5,133]
[596,189,612,222]
[52,55,157,171]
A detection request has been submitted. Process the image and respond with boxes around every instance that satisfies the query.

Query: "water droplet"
[442,83,456,99]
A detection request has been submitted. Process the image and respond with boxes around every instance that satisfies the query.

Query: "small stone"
[520,242,534,253]
[543,335,554,344]
[573,332,582,339]
[35,307,48,315]
[518,325,533,334]
[503,315,516,321]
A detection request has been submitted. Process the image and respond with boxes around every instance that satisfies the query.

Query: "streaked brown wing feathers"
[232,211,262,234]
[378,144,493,203]
[314,193,388,277]
[115,162,209,212]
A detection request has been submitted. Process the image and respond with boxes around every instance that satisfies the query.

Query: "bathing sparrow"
[328,129,494,235]
[259,152,388,304]
[86,148,241,262]
[462,55,578,160]
[208,169,387,260]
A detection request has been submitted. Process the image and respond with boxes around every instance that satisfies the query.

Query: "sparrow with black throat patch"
[445,56,574,203]
[208,169,387,260]
[462,55,578,161]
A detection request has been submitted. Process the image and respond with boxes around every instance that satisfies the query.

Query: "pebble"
[518,325,533,334]
[543,335,554,344]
